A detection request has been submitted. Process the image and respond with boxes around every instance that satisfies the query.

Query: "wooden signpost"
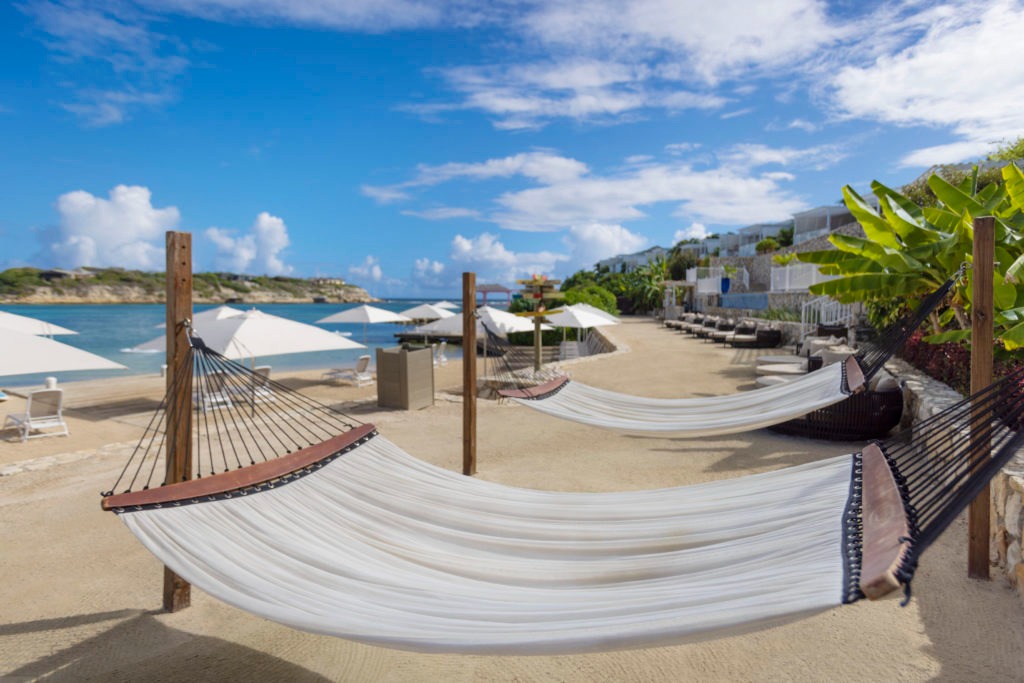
[462,272,477,477]
[515,275,564,371]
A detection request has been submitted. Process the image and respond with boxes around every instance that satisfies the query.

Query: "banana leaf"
[842,185,902,249]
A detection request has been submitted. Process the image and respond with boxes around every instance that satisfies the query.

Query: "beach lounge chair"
[228,365,275,406]
[3,388,69,441]
[323,355,374,386]
[196,370,234,412]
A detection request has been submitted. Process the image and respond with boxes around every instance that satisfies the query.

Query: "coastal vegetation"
[0,267,373,304]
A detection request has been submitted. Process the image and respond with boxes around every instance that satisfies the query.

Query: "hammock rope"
[100,335,1024,654]
[496,274,961,435]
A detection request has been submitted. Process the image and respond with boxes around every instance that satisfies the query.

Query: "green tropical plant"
[756,237,780,254]
[797,163,1024,348]
[772,253,798,266]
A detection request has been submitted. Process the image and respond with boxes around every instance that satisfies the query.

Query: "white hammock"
[114,433,857,654]
[503,358,862,434]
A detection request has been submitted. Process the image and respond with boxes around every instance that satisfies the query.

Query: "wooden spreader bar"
[102,424,377,511]
[498,375,570,400]
[858,443,912,599]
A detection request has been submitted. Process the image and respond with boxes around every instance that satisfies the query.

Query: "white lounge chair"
[323,355,374,386]
[3,388,69,441]
[196,370,233,412]
[229,365,275,406]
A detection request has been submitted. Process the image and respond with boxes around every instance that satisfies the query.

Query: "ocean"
[0,300,465,388]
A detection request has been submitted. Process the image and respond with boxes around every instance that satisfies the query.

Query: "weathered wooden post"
[463,272,477,476]
[164,230,193,610]
[969,216,994,580]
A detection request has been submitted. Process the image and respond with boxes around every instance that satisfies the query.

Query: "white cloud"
[401,207,481,220]
[829,1,1024,167]
[563,223,647,271]
[382,148,814,234]
[450,233,566,282]
[788,118,819,133]
[50,185,179,269]
[349,255,383,283]
[720,108,753,120]
[665,142,701,155]
[361,184,410,204]
[205,211,293,275]
[673,223,708,243]
[410,257,451,289]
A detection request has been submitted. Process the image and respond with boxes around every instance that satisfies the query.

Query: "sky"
[2,1,1023,298]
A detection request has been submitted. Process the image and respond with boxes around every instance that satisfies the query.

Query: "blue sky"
[2,1,1022,297]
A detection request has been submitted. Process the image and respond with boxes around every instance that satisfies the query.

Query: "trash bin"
[376,345,434,410]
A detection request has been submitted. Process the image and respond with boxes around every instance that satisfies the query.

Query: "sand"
[2,317,1023,681]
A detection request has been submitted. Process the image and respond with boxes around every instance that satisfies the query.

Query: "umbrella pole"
[164,230,193,612]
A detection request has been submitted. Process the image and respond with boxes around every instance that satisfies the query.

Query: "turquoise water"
[0,301,463,387]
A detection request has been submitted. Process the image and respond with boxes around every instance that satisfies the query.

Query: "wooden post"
[969,216,994,580]
[462,272,477,476]
[534,317,542,372]
[164,231,193,611]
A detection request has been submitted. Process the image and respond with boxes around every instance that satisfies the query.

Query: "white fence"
[770,263,836,292]
[686,266,750,294]
[800,295,856,339]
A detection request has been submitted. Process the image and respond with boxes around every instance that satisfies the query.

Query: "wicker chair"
[768,386,904,441]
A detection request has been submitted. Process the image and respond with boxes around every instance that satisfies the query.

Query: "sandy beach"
[2,316,1023,681]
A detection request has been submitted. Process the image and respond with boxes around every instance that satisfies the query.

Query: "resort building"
[596,246,668,273]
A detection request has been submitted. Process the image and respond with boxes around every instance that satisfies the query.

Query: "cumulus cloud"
[205,211,293,275]
[349,255,384,283]
[49,185,179,269]
[673,223,708,243]
[410,257,452,289]
[829,1,1024,166]
[563,223,647,271]
[450,233,566,282]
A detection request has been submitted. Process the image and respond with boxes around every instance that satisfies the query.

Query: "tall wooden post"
[969,216,994,580]
[164,231,193,611]
[462,272,477,476]
[533,317,543,372]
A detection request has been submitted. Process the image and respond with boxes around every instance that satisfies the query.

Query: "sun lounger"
[3,388,69,441]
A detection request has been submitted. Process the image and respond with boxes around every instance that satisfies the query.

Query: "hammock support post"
[463,272,477,476]
[969,216,994,580]
[164,230,193,611]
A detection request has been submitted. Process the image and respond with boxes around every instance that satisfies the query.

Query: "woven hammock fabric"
[507,361,850,434]
[117,434,853,654]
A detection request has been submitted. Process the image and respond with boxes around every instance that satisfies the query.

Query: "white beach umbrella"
[0,328,126,377]
[157,305,245,328]
[566,303,620,323]
[545,305,620,329]
[415,306,548,337]
[432,300,459,310]
[131,308,365,361]
[399,303,456,321]
[0,310,77,336]
[316,304,412,342]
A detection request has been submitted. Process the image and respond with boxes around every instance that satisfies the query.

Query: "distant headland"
[0,267,375,305]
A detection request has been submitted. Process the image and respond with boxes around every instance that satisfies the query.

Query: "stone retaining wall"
[887,357,1024,597]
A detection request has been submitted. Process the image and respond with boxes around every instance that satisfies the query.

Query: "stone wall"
[887,357,1024,598]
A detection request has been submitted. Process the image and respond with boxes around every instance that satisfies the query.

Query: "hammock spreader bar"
[101,339,1024,654]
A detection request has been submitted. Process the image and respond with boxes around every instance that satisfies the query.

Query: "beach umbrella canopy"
[432,300,459,310]
[316,304,411,342]
[545,305,620,329]
[0,310,77,336]
[399,303,456,321]
[157,305,245,328]
[0,328,126,377]
[415,306,548,337]
[316,304,411,326]
[131,308,365,360]
[566,303,619,323]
